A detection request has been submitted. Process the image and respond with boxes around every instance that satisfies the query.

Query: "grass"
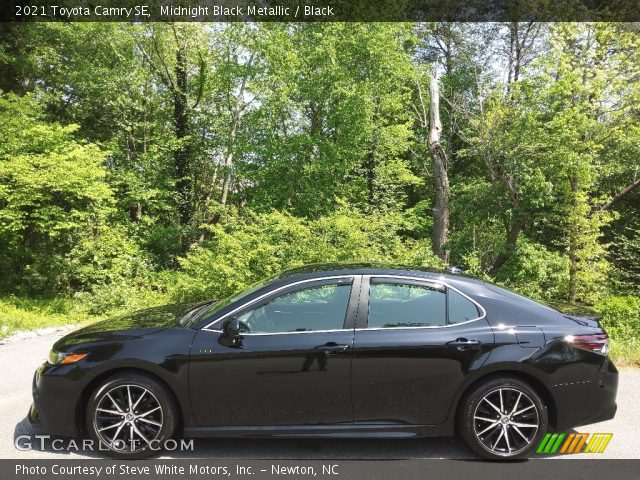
[0,295,95,339]
[609,338,640,368]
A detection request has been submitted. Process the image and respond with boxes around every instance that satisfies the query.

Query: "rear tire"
[458,377,548,460]
[86,372,178,459]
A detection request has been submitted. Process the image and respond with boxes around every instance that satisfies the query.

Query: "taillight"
[564,333,609,356]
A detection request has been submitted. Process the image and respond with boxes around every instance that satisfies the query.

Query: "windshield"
[178,302,214,327]
[191,277,274,327]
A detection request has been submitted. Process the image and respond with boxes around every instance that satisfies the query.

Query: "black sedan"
[29,264,618,459]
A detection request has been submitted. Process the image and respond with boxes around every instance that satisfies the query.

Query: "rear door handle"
[446,338,481,351]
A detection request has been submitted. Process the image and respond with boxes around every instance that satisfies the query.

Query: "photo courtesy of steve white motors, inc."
[1,0,639,477]
[14,462,338,477]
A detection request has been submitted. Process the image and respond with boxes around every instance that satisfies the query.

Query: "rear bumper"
[553,358,618,431]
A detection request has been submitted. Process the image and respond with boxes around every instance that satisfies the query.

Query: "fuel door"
[514,326,546,348]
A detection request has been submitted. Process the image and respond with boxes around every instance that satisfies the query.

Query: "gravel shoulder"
[2,331,638,460]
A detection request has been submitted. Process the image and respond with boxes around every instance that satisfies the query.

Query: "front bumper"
[27,402,39,424]
[30,361,94,437]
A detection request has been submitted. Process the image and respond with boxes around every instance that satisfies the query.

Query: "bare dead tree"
[415,70,450,264]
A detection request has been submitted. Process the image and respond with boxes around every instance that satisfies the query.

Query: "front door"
[189,277,359,426]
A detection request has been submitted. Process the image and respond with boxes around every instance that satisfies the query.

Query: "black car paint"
[30,265,618,440]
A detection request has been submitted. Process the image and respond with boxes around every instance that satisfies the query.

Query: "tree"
[233,23,419,217]
[1,21,639,314]
[136,23,210,231]
[0,94,114,293]
[415,68,450,263]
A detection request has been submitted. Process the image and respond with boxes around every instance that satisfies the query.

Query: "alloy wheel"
[93,384,163,452]
[473,387,540,456]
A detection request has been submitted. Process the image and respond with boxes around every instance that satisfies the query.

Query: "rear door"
[351,276,495,425]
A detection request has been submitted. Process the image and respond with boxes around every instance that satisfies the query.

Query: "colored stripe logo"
[537,433,612,454]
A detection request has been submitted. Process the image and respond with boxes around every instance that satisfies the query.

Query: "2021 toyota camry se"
[29,263,618,460]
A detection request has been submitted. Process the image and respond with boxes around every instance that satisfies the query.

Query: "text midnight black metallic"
[3,0,640,22]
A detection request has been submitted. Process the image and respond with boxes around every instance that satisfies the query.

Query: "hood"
[53,302,208,350]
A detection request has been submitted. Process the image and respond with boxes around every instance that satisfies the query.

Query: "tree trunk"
[214,53,255,223]
[0,24,26,94]
[597,176,640,213]
[365,102,380,207]
[219,151,234,207]
[428,71,450,264]
[490,217,526,272]
[568,176,579,303]
[173,46,192,227]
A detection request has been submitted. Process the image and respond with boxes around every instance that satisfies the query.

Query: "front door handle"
[316,343,351,353]
[446,338,481,351]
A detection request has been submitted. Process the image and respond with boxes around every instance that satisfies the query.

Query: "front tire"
[86,372,177,459]
[458,377,548,460]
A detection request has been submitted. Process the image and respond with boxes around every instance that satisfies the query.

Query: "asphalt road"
[1,330,638,460]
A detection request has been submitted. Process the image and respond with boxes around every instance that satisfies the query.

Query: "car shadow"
[162,436,475,460]
[14,416,108,458]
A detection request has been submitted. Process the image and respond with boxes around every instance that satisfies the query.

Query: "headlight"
[48,350,88,365]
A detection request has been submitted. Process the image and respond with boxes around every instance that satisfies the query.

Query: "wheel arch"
[452,368,558,431]
[76,367,184,435]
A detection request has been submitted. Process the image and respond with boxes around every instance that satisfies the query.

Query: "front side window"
[235,283,352,334]
[368,282,447,328]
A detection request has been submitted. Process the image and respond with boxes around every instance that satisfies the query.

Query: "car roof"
[272,262,486,286]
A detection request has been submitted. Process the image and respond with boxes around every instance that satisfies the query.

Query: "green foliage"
[65,224,170,314]
[595,295,640,341]
[0,94,115,293]
[493,239,569,302]
[595,295,640,365]
[172,210,441,302]
[74,276,169,316]
[66,226,146,286]
[609,220,640,295]
[0,23,639,352]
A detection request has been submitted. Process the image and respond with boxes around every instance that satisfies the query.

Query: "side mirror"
[223,318,241,338]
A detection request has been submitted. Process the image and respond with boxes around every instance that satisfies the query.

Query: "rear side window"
[368,282,447,328]
[448,289,480,324]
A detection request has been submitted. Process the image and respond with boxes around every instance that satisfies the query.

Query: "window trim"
[447,285,482,325]
[357,275,486,331]
[201,275,357,333]
[200,273,486,333]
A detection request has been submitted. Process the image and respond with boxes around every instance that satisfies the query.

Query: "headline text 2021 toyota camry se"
[29,263,618,460]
